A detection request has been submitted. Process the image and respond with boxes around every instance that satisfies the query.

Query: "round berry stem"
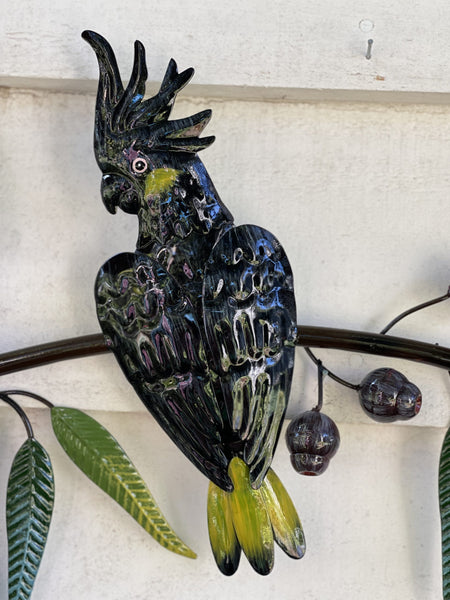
[303,286,450,392]
[304,347,360,391]
[314,360,327,411]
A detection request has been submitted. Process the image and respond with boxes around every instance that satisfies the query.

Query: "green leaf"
[51,407,196,559]
[6,437,54,600]
[440,426,450,599]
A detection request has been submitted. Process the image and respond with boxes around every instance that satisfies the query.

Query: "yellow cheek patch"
[144,168,181,196]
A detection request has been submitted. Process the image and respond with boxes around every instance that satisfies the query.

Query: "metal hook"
[366,39,374,60]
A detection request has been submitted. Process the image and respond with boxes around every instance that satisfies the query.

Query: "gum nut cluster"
[285,410,340,476]
[358,367,422,422]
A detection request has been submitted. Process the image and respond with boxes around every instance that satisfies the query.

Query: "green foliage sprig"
[1,391,196,600]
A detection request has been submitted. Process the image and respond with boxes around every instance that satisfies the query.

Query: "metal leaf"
[440,426,450,598]
[51,406,196,558]
[6,437,54,600]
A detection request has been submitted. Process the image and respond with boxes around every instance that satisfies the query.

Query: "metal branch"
[303,286,450,390]
[0,327,449,376]
[0,334,108,376]
[297,326,450,370]
[303,347,360,391]
[380,286,450,335]
[1,389,54,409]
[0,393,34,438]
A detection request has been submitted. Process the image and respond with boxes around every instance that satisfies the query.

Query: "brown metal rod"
[0,327,449,376]
[0,393,34,438]
[297,326,450,370]
[0,333,108,376]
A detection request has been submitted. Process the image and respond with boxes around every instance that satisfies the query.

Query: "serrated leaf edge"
[6,437,54,600]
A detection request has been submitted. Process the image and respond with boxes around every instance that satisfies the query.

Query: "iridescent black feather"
[82,29,214,169]
[86,31,296,493]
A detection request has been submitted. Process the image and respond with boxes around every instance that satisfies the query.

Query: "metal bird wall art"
[2,29,450,598]
[84,30,304,575]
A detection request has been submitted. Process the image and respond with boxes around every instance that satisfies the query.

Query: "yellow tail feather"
[207,481,241,575]
[207,458,305,575]
[228,458,274,575]
[261,468,306,559]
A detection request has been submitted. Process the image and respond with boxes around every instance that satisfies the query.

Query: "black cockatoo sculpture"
[83,30,304,575]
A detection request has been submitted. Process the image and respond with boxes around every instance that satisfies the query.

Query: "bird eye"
[132,158,148,174]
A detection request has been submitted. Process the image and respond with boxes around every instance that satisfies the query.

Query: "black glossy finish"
[286,410,340,476]
[358,367,422,422]
[86,31,296,491]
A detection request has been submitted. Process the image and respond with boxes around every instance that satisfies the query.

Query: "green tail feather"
[207,457,305,575]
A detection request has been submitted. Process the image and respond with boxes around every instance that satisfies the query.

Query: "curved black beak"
[101,174,140,215]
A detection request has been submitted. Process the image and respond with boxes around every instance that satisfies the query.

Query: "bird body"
[85,30,304,574]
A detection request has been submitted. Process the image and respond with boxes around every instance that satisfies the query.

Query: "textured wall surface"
[2,0,450,101]
[0,2,449,599]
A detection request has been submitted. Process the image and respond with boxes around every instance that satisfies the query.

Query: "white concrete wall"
[0,2,449,598]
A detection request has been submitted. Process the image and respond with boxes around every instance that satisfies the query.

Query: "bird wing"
[95,251,232,490]
[202,224,297,488]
